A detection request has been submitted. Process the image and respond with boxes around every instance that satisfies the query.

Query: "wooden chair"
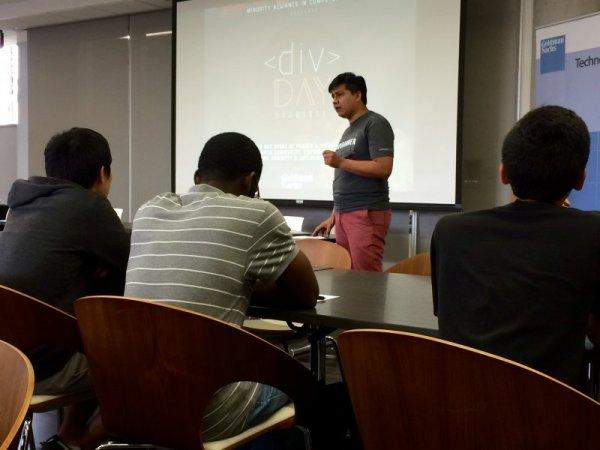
[385,252,431,276]
[0,285,94,449]
[74,296,318,450]
[338,329,600,450]
[295,239,351,270]
[0,340,34,450]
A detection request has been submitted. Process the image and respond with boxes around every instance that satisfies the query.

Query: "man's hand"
[324,153,393,179]
[323,150,344,168]
[312,213,335,237]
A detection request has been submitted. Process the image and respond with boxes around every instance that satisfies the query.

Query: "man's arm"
[81,196,131,295]
[247,203,318,309]
[323,152,393,179]
[252,250,319,309]
[83,196,130,273]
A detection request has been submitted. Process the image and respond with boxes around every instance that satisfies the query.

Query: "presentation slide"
[176,0,461,206]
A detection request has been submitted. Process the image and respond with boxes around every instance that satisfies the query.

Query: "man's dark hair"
[197,132,262,181]
[328,72,367,105]
[502,105,590,203]
[44,127,112,189]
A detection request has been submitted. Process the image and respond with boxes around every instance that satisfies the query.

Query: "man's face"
[331,84,361,119]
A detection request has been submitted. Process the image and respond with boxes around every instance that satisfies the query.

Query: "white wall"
[0,125,17,203]
[534,0,600,26]
[27,10,171,221]
[460,0,520,211]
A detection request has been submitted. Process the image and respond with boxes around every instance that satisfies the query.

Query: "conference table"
[248,268,438,382]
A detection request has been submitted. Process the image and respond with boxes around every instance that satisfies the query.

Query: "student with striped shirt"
[125,132,319,441]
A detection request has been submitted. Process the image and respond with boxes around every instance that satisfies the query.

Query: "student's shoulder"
[68,187,113,216]
[564,207,600,219]
[365,110,390,125]
[435,209,492,229]
[141,192,182,209]
[249,198,284,223]
[563,207,600,230]
[131,192,180,220]
[205,192,273,216]
[433,210,501,243]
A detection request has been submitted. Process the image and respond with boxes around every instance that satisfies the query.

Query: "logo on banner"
[540,35,566,74]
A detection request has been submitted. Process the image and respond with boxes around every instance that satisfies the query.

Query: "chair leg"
[296,425,312,450]
[18,415,34,450]
[324,336,341,362]
[289,342,311,357]
[95,442,155,450]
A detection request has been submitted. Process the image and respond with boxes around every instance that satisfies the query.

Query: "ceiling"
[0,0,171,31]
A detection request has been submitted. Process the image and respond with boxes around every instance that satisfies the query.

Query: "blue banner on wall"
[536,15,600,211]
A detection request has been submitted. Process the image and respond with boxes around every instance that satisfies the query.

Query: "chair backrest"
[0,285,82,354]
[338,330,600,450]
[296,239,351,269]
[385,252,431,276]
[0,340,34,450]
[75,296,318,450]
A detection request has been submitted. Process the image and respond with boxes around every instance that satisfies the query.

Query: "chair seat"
[203,404,295,450]
[242,319,300,341]
[29,389,95,413]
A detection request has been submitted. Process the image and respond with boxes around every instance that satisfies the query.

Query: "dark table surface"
[248,269,438,336]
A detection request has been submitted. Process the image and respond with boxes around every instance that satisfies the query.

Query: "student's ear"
[573,169,586,191]
[91,166,112,197]
[242,171,259,197]
[100,166,110,182]
[193,169,202,185]
[499,163,510,185]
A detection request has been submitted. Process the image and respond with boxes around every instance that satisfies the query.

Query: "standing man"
[313,72,394,271]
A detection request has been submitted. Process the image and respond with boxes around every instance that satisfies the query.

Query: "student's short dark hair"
[197,132,262,181]
[44,127,112,189]
[328,72,367,105]
[502,105,590,203]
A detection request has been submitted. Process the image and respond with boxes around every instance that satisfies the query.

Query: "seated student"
[0,127,130,313]
[431,105,600,387]
[125,132,319,441]
[0,127,130,448]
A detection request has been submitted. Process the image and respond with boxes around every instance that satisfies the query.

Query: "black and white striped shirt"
[125,184,297,440]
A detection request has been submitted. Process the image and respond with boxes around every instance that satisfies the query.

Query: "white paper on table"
[317,294,339,303]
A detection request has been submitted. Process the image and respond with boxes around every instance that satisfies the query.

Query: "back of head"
[502,105,590,203]
[196,132,262,182]
[328,72,368,105]
[44,127,112,189]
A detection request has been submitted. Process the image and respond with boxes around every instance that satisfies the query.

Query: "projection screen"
[174,0,463,208]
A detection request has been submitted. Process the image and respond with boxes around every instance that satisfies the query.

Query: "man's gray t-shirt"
[125,184,298,441]
[333,110,394,212]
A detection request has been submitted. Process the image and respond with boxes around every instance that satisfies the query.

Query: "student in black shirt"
[0,128,130,448]
[431,105,600,386]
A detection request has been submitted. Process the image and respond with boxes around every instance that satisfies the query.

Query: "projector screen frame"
[171,0,466,212]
